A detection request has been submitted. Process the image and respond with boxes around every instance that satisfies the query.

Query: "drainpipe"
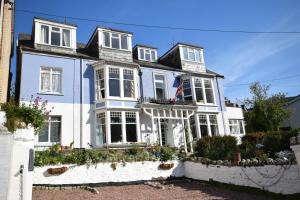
[138,69,143,99]
[80,58,84,148]
[216,77,227,135]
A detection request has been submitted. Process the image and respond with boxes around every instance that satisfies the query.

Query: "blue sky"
[12,0,300,101]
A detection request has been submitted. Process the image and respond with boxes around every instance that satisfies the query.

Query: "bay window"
[199,114,209,137]
[209,115,219,136]
[40,24,71,47]
[126,112,137,142]
[110,112,122,143]
[103,32,129,50]
[182,47,201,62]
[154,74,166,99]
[229,119,244,134]
[96,113,106,145]
[38,116,61,143]
[191,78,215,104]
[40,67,62,94]
[109,68,120,97]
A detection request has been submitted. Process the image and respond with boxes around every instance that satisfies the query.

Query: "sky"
[12,0,300,101]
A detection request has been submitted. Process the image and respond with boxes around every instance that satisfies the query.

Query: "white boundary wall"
[34,161,184,185]
[184,161,300,195]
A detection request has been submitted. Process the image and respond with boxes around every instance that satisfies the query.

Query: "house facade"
[0,0,14,102]
[16,18,245,151]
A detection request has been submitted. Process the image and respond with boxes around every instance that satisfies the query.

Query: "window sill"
[38,92,64,96]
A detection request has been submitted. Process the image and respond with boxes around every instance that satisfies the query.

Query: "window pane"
[62,29,70,47]
[103,32,110,47]
[41,72,50,91]
[50,121,61,142]
[109,79,120,96]
[151,50,156,61]
[124,80,134,98]
[195,88,204,102]
[204,79,212,88]
[110,112,122,123]
[38,123,49,142]
[121,35,128,49]
[200,125,209,137]
[206,89,214,103]
[188,50,195,61]
[111,34,120,49]
[41,25,49,44]
[195,50,201,62]
[156,88,165,99]
[139,49,144,59]
[145,50,151,60]
[96,113,106,145]
[126,124,137,142]
[183,47,188,60]
[123,69,133,80]
[109,68,119,78]
[239,120,244,134]
[52,73,62,93]
[209,115,218,124]
[111,124,122,142]
[51,31,60,46]
[210,125,219,136]
[190,116,197,139]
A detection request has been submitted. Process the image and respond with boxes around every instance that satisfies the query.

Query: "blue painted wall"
[20,53,94,104]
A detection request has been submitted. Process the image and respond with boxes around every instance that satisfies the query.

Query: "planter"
[158,163,174,170]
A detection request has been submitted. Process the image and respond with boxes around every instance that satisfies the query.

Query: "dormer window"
[182,47,201,63]
[40,25,71,47]
[103,32,129,50]
[139,48,157,62]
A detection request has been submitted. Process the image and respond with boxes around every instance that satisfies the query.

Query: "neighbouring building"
[0,0,14,102]
[15,17,245,151]
[281,94,300,130]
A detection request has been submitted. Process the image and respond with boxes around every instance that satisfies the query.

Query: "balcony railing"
[137,97,196,106]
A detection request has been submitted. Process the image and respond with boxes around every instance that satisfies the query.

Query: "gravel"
[33,180,272,200]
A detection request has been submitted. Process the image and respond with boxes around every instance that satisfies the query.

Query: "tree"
[243,82,291,132]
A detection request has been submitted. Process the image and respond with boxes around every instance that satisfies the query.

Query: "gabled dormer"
[132,44,158,62]
[86,27,133,62]
[160,43,205,73]
[33,18,77,52]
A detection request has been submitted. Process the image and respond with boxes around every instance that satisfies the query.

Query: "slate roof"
[133,44,158,49]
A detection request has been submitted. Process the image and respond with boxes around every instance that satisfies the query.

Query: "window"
[123,69,135,98]
[110,112,122,143]
[41,25,49,44]
[194,78,204,103]
[139,48,157,62]
[103,32,129,50]
[229,119,244,134]
[109,68,120,97]
[38,116,61,143]
[190,115,197,139]
[209,115,219,136]
[154,74,166,99]
[183,79,192,101]
[40,67,62,94]
[96,113,106,145]
[182,47,201,62]
[40,25,71,47]
[204,80,214,103]
[126,112,137,142]
[96,69,105,100]
[199,114,209,137]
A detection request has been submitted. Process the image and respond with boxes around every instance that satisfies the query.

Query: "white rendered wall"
[224,106,245,141]
[184,161,300,195]
[34,161,184,185]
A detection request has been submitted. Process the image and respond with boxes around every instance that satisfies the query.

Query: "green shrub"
[195,136,238,160]
[159,146,177,161]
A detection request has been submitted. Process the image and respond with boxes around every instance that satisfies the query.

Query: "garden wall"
[184,161,300,195]
[33,161,184,185]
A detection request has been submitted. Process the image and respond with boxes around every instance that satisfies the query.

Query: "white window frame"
[182,47,202,63]
[94,66,137,101]
[229,119,245,135]
[153,73,168,100]
[197,113,219,137]
[138,47,157,62]
[192,77,215,105]
[182,78,193,101]
[102,31,129,50]
[37,115,62,146]
[95,68,106,101]
[39,67,63,95]
[39,24,71,48]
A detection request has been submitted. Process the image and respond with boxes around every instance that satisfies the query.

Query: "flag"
[172,79,183,102]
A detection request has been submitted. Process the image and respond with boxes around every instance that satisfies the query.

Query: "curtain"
[62,29,70,47]
[52,72,62,93]
[41,72,50,91]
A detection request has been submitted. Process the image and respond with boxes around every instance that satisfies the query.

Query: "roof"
[34,17,77,27]
[97,26,133,34]
[160,42,204,60]
[134,59,224,78]
[133,44,158,50]
[286,94,300,105]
